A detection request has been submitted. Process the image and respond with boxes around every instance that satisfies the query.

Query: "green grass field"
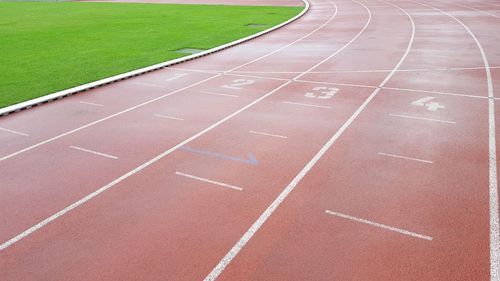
[0,2,301,108]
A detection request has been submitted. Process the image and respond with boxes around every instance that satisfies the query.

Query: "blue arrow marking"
[180,146,258,165]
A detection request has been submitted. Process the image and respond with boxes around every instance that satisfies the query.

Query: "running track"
[1,0,500,280]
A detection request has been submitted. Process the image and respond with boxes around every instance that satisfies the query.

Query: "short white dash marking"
[79,101,104,107]
[378,152,433,164]
[282,101,331,109]
[154,114,184,121]
[175,172,242,191]
[201,91,238,98]
[325,210,433,241]
[131,81,165,88]
[0,127,29,137]
[69,146,118,159]
[249,130,287,139]
[389,113,456,124]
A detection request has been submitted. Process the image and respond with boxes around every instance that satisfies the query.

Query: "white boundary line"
[201,91,239,98]
[389,113,456,124]
[0,0,310,116]
[0,81,291,251]
[325,210,433,240]
[79,101,104,107]
[175,172,243,191]
[203,1,415,279]
[69,145,118,160]
[154,114,184,121]
[0,126,29,137]
[377,152,433,164]
[413,1,499,280]
[282,101,331,109]
[249,130,288,139]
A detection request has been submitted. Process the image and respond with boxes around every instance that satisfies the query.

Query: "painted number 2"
[222,79,255,90]
[305,87,339,99]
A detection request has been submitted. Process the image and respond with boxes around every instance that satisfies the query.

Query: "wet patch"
[175,48,205,54]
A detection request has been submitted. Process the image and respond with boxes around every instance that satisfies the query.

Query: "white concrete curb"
[0,0,309,116]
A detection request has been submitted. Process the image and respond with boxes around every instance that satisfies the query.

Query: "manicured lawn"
[0,2,301,108]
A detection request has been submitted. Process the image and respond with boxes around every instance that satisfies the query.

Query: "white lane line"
[175,172,242,191]
[226,1,339,72]
[130,81,165,88]
[203,1,414,279]
[325,210,433,241]
[229,65,500,74]
[79,101,104,107]
[201,91,239,98]
[293,0,372,80]
[0,127,29,137]
[282,101,331,109]
[69,146,118,160]
[0,80,290,251]
[249,130,288,139]
[413,2,499,280]
[0,74,221,163]
[154,114,184,121]
[389,113,456,124]
[377,152,433,164]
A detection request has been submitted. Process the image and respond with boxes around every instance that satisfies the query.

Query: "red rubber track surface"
[1,0,500,280]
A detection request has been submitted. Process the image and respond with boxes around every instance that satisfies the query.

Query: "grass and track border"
[0,0,309,116]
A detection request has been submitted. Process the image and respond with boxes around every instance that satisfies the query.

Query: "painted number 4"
[305,87,339,99]
[411,96,444,111]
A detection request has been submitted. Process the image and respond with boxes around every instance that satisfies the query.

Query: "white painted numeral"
[411,96,445,111]
[222,79,255,90]
[165,73,187,82]
[304,87,339,99]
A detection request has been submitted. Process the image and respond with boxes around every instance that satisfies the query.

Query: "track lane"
[1,0,499,280]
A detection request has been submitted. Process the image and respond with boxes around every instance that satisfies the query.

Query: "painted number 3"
[305,87,339,99]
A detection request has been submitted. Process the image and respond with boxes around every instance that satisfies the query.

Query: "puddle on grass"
[175,48,206,54]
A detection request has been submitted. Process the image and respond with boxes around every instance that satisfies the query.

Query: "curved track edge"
[0,0,309,117]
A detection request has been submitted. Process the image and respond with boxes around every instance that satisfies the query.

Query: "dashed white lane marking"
[0,80,290,251]
[389,113,456,124]
[201,91,239,98]
[249,130,288,139]
[325,210,433,241]
[377,152,433,164]
[154,114,184,121]
[69,146,118,160]
[0,74,221,163]
[413,2,499,279]
[204,1,413,279]
[0,127,29,137]
[175,172,242,191]
[79,101,104,107]
[130,81,165,88]
[282,101,331,109]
